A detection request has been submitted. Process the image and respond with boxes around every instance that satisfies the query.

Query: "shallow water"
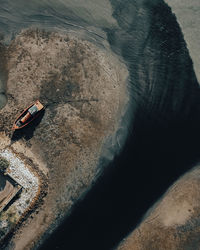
[1,0,200,249]
[0,0,118,44]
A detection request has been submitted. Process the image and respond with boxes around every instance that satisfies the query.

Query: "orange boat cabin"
[12,100,44,130]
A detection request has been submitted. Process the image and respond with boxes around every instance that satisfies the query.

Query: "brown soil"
[0,28,128,249]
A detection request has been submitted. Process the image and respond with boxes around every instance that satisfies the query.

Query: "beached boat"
[12,100,44,130]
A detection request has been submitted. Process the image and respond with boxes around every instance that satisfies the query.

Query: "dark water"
[40,1,200,250]
[1,0,200,249]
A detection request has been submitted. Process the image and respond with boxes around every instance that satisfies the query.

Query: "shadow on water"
[11,110,45,142]
[40,1,200,250]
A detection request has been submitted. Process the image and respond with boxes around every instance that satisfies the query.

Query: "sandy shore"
[0,28,129,249]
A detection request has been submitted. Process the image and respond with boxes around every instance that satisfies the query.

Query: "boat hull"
[12,101,44,130]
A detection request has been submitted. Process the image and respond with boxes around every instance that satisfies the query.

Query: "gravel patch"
[0,148,40,239]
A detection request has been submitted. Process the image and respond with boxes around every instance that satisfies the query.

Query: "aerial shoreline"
[0,28,130,249]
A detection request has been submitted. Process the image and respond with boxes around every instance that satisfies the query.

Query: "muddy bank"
[0,28,129,249]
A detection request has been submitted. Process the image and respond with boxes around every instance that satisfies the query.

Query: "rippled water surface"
[1,0,200,249]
